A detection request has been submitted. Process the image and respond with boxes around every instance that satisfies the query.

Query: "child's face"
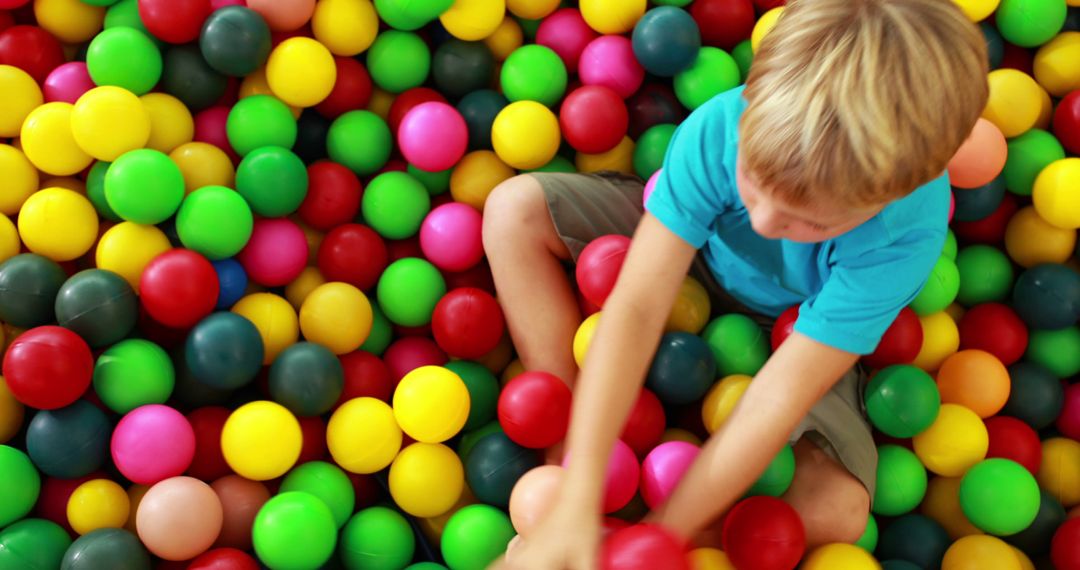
[736,162,885,243]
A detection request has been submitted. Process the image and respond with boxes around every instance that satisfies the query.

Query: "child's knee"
[483,174,559,253]
[798,482,870,545]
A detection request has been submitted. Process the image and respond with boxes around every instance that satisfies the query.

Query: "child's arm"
[647,331,859,537]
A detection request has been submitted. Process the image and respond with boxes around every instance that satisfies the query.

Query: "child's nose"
[750,206,789,239]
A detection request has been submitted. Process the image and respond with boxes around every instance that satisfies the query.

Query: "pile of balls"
[0,0,1077,568]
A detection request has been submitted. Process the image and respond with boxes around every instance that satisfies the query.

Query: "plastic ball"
[864,364,941,438]
[389,442,465,518]
[327,110,392,176]
[317,224,387,292]
[466,431,540,508]
[634,124,675,181]
[439,0,505,41]
[175,186,254,260]
[93,339,174,414]
[341,507,415,569]
[601,524,690,570]
[496,371,570,449]
[189,548,260,569]
[94,222,170,291]
[211,476,270,550]
[958,458,1040,535]
[955,244,1013,305]
[632,7,700,77]
[874,445,928,516]
[228,294,296,365]
[1012,263,1080,329]
[576,235,631,307]
[377,258,447,327]
[491,100,560,170]
[246,0,314,31]
[0,445,39,529]
[236,218,308,287]
[721,496,806,570]
[1032,158,1080,230]
[801,543,880,570]
[579,35,645,98]
[0,518,71,570]
[394,365,470,443]
[111,405,195,485]
[311,0,378,55]
[996,0,1066,47]
[139,92,194,153]
[60,528,151,570]
[0,145,37,216]
[226,95,297,156]
[483,16,524,61]
[1038,437,1080,507]
[536,8,597,73]
[0,64,41,137]
[279,461,355,530]
[398,102,468,173]
[647,332,716,406]
[751,6,783,52]
[501,44,567,107]
[0,254,66,329]
[876,514,950,569]
[701,313,769,376]
[105,148,184,224]
[747,444,796,498]
[66,479,129,536]
[448,149,515,209]
[366,31,431,93]
[936,349,1011,418]
[199,6,271,77]
[948,118,1008,189]
[1003,361,1064,430]
[579,0,644,34]
[1026,326,1080,378]
[160,43,228,112]
[265,37,336,108]
[912,403,988,478]
[297,283,370,356]
[910,256,961,315]
[420,203,484,272]
[327,397,402,474]
[69,86,150,163]
[298,161,362,231]
[235,146,308,218]
[954,177,1006,223]
[170,142,235,193]
[1004,129,1065,197]
[441,504,515,570]
[253,492,337,570]
[1034,31,1080,97]
[26,401,110,480]
[85,27,161,96]
[957,303,1028,366]
[269,342,344,417]
[943,534,1023,570]
[508,465,563,535]
[701,374,751,433]
[3,326,94,410]
[863,307,923,369]
[317,58,374,120]
[221,401,302,481]
[431,288,502,358]
[362,171,431,240]
[137,0,210,43]
[19,102,93,176]
[1054,90,1080,155]
[0,379,23,445]
[1057,382,1080,442]
[17,188,99,262]
[983,69,1043,138]
[1052,517,1080,569]
[139,249,218,329]
[639,441,699,510]
[985,416,1042,476]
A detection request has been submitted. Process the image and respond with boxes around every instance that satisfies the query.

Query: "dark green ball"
[359,304,393,356]
[0,253,68,328]
[1004,489,1066,557]
[1003,361,1065,430]
[55,269,137,349]
[1012,263,1080,330]
[981,21,1005,69]
[235,146,309,217]
[185,312,265,391]
[26,400,110,479]
[433,40,495,100]
[631,7,702,77]
[86,161,120,222]
[881,561,922,570]
[295,110,330,165]
[465,432,539,508]
[199,6,272,77]
[444,360,499,431]
[864,365,941,438]
[876,514,950,570]
[171,347,233,408]
[645,331,716,406]
[457,89,507,150]
[269,342,344,417]
[457,421,503,465]
[953,176,1005,222]
[61,529,151,570]
[0,518,72,570]
[633,123,675,180]
[160,44,228,112]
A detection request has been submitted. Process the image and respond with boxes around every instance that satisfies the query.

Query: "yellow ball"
[573,311,602,367]
[221,401,302,481]
[298,222,325,266]
[450,150,516,211]
[983,69,1043,138]
[0,65,43,138]
[666,276,711,335]
[286,267,327,310]
[942,535,1020,570]
[141,93,194,154]
[689,547,736,570]
[952,0,1000,22]
[913,311,960,372]
[299,282,373,355]
[1037,437,1080,507]
[660,428,703,447]
[751,7,784,53]
[1004,206,1077,268]
[124,484,150,534]
[1035,84,1054,130]
[20,102,93,176]
[312,0,379,56]
[913,404,988,477]
[95,222,172,290]
[267,37,338,108]
[484,16,524,61]
[71,86,151,162]
[1033,31,1080,97]
[368,87,395,121]
[170,142,236,194]
[34,0,105,43]
[0,213,21,265]
[920,476,983,540]
[67,479,131,535]
[231,293,299,365]
[1032,158,1080,230]
[440,0,506,40]
[0,376,24,445]
[580,0,645,34]
[389,442,465,518]
[393,366,471,443]
[327,397,402,474]
[576,136,636,175]
[0,144,37,216]
[702,374,752,433]
[800,543,879,570]
[501,359,526,386]
[1012,547,1036,570]
[506,0,558,20]
[492,101,560,170]
[18,187,99,262]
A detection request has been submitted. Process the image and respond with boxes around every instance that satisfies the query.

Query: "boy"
[482,0,989,567]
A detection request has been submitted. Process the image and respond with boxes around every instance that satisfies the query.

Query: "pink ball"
[111,405,197,485]
[640,441,701,509]
[579,35,645,99]
[420,202,484,272]
[1056,382,1080,441]
[43,62,95,104]
[536,8,598,73]
[211,0,245,7]
[398,102,468,173]
[642,169,661,207]
[383,336,448,384]
[603,440,641,513]
[948,191,956,223]
[194,105,236,158]
[237,218,308,287]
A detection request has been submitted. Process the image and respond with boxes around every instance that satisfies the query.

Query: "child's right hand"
[491,500,601,570]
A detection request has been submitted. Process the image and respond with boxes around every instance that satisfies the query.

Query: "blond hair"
[740,0,989,208]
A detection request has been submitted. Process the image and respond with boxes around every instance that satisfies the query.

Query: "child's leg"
[782,436,872,546]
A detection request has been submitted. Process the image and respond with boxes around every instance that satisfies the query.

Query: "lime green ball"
[328,110,392,177]
[653,0,692,8]
[235,146,309,217]
[105,149,184,224]
[86,161,120,222]
[746,443,795,497]
[226,95,297,157]
[941,229,958,261]
[526,155,577,173]
[701,313,769,376]
[441,504,515,570]
[1004,129,1066,197]
[955,245,1014,306]
[362,171,431,240]
[86,27,162,95]
[367,31,431,93]
[407,564,449,570]
[374,0,451,30]
[253,492,338,570]
[360,303,393,356]
[377,258,447,327]
[865,365,941,438]
[176,186,254,260]
[909,256,960,316]
[732,39,753,82]
[873,445,927,517]
[674,47,740,110]
[633,124,676,180]
[856,514,878,553]
[959,458,1041,535]
[0,518,71,570]
[408,164,451,195]
[92,338,175,414]
[104,0,155,40]
[1026,326,1080,378]
[280,461,355,530]
[445,360,500,431]
[0,446,40,527]
[457,422,503,464]
[996,0,1066,48]
[341,506,416,570]
[501,45,567,107]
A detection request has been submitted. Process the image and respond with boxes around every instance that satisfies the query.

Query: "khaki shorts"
[532,171,879,500]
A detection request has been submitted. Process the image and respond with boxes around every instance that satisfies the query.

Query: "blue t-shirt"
[645,86,949,355]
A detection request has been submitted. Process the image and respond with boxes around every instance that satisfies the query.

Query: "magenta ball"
[419,202,484,272]
[603,439,640,513]
[383,336,448,383]
[536,8,598,73]
[1056,382,1080,441]
[111,405,197,485]
[642,169,661,207]
[236,218,308,287]
[640,441,700,510]
[193,105,235,157]
[43,62,95,104]
[949,191,956,223]
[398,101,468,173]
[211,0,244,7]
[578,35,645,99]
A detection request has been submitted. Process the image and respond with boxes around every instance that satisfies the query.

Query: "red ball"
[138,0,212,44]
[386,235,424,263]
[1000,42,1034,76]
[722,496,806,570]
[601,524,690,570]
[1056,382,1080,442]
[431,287,505,359]
[627,83,686,140]
[186,406,232,482]
[188,548,260,570]
[2,326,94,410]
[770,305,799,351]
[442,261,496,297]
[0,25,65,83]
[1054,90,1080,157]
[34,473,98,533]
[337,350,392,406]
[387,87,447,135]
[620,388,666,457]
[498,371,572,449]
[0,11,14,33]
[1052,517,1080,570]
[350,472,382,509]
[317,224,387,291]
[690,0,755,50]
[951,193,1018,245]
[576,235,631,308]
[753,0,786,8]
[863,307,924,369]
[985,416,1042,475]
[958,303,1028,366]
[576,286,602,318]
[383,336,447,385]
[315,56,373,119]
[298,161,362,231]
[140,249,219,329]
[560,85,629,154]
[298,415,327,463]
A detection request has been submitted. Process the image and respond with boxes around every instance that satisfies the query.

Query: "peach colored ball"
[247,0,316,31]
[509,465,564,536]
[211,475,271,550]
[136,477,224,561]
[947,118,1007,189]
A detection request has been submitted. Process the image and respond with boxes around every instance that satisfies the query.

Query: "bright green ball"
[441,504,515,570]
[86,161,120,222]
[633,123,676,180]
[996,0,1067,48]
[873,445,927,517]
[340,506,416,570]
[865,365,941,438]
[746,444,795,497]
[377,258,447,327]
[104,149,184,225]
[732,39,753,82]
[445,360,500,431]
[176,186,254,260]
[856,514,878,553]
[955,245,1014,306]
[909,256,960,316]
[92,338,175,414]
[360,303,393,356]
[0,518,71,570]
[1026,326,1080,378]
[409,164,451,195]
[280,461,355,529]
[941,229,958,261]
[501,45,567,107]
[253,492,338,570]
[526,155,576,174]
[104,0,154,40]
[674,47,740,110]
[1004,129,1066,196]
[701,313,769,376]
[367,31,431,93]
[86,27,162,95]
[959,458,1041,535]
[235,146,309,217]
[226,95,297,157]
[362,171,431,240]
[0,446,40,527]
[407,564,449,570]
[328,110,392,177]
[652,0,692,8]
[374,0,451,30]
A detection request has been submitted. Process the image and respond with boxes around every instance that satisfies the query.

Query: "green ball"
[433,40,496,100]
[377,258,447,327]
[1025,326,1080,378]
[457,89,507,151]
[0,518,71,570]
[360,303,393,355]
[441,504,516,570]
[269,342,344,417]
[176,186,254,260]
[501,44,567,107]
[199,6,272,77]
[93,338,175,414]
[909,256,960,316]
[701,313,769,376]
[856,514,878,553]
[876,514,950,569]
[465,432,540,508]
[674,47,740,110]
[960,458,1040,535]
[235,147,309,217]
[1004,129,1066,196]
[104,149,184,225]
[409,164,452,195]
[996,0,1067,48]
[160,44,228,112]
[955,245,1013,306]
[253,492,338,570]
[328,110,393,176]
[1003,488,1066,555]
[865,365,941,438]
[60,528,151,570]
[517,17,541,42]
[746,443,795,497]
[86,27,162,95]
[55,269,137,349]
[340,506,416,570]
[445,360,500,431]
[185,311,264,390]
[407,564,448,570]
[86,161,120,221]
[26,401,110,479]
[227,95,297,157]
[873,445,927,517]
[732,39,753,82]
[362,171,431,239]
[457,421,503,464]
[942,230,958,261]
[0,253,67,328]
[526,155,576,173]
[633,123,676,180]
[653,0,691,8]
[104,0,154,39]
[280,461,355,529]
[367,31,431,93]
[374,0,451,30]
[1004,361,1065,430]
[0,446,40,527]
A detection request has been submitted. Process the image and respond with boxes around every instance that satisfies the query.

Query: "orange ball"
[508,465,563,536]
[247,0,316,31]
[935,349,1010,418]
[211,475,270,550]
[947,118,1007,189]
